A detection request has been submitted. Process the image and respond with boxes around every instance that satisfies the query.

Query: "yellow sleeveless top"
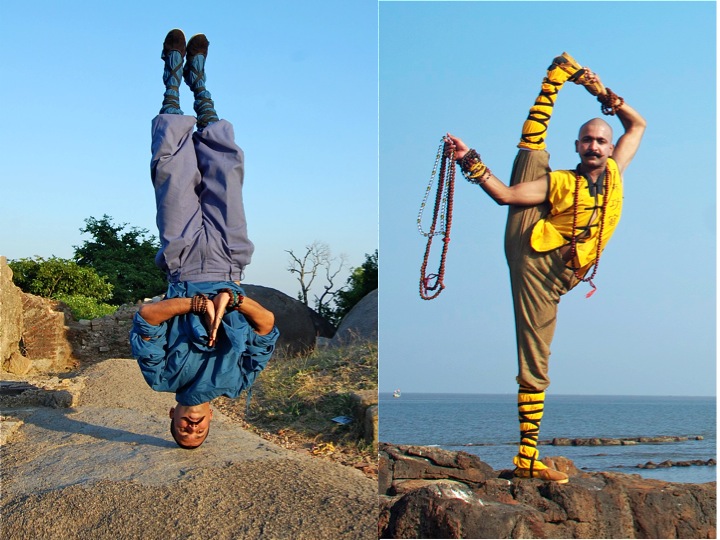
[530,158,623,274]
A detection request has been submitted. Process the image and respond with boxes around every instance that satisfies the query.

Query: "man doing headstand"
[130,29,280,449]
[444,53,646,483]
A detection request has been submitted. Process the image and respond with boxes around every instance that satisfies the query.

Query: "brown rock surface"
[1,358,377,540]
[0,257,25,368]
[379,443,716,539]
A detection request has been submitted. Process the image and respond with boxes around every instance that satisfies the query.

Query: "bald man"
[444,54,646,483]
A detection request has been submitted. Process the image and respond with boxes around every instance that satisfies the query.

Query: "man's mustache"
[584,151,601,158]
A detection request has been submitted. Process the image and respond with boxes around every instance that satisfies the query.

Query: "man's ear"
[574,140,579,154]
[169,407,175,419]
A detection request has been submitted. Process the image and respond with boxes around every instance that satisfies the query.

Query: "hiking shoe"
[161,28,186,60]
[546,52,585,85]
[184,34,210,88]
[513,466,569,484]
[186,33,209,59]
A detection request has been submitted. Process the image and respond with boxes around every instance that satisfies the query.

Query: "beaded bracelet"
[460,149,492,186]
[598,88,624,116]
[466,167,492,187]
[218,288,245,310]
[190,293,208,314]
[459,149,483,174]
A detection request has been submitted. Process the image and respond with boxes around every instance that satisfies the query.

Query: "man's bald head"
[578,118,613,141]
[575,118,615,172]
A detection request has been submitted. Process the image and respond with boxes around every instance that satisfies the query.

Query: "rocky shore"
[379,443,716,539]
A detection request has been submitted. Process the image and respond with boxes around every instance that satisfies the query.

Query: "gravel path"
[1,358,377,539]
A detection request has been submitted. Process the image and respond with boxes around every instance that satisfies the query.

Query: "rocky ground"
[0,358,377,540]
[379,443,717,539]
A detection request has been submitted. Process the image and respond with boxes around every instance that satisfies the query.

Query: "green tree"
[333,250,378,322]
[74,215,166,305]
[8,256,118,319]
[9,256,113,300]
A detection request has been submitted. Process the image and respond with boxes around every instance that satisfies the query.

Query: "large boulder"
[329,289,377,346]
[0,257,24,369]
[243,284,333,355]
[379,443,717,539]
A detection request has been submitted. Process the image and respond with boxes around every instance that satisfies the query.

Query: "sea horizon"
[379,393,716,483]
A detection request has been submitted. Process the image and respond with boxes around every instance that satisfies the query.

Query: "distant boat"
[393,389,401,398]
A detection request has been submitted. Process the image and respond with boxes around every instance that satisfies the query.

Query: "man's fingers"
[204,301,217,346]
[214,292,231,315]
[208,292,231,347]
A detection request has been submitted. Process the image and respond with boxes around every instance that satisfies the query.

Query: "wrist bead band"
[598,88,624,116]
[191,294,208,314]
[459,148,482,173]
[459,148,491,185]
[467,167,492,187]
[218,288,245,310]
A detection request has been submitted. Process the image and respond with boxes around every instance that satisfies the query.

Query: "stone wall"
[1,258,75,376]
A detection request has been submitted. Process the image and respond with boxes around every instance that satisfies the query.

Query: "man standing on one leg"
[130,29,280,449]
[444,53,646,483]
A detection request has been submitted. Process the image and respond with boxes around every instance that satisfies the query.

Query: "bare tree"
[286,241,347,319]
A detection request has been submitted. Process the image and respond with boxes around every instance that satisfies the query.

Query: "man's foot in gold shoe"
[570,66,606,96]
[546,52,586,85]
[513,466,569,484]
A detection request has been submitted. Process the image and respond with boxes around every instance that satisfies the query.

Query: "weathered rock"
[0,258,75,375]
[4,351,32,375]
[0,375,86,410]
[379,443,716,539]
[637,458,716,469]
[243,284,333,355]
[541,434,697,446]
[18,294,74,373]
[380,445,493,494]
[0,257,24,367]
[351,389,378,449]
[329,289,377,346]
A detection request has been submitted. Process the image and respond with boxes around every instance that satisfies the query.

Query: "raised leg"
[150,114,203,279]
[193,120,254,280]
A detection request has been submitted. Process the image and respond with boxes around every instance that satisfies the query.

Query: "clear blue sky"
[379,1,716,396]
[2,1,716,397]
[1,0,377,301]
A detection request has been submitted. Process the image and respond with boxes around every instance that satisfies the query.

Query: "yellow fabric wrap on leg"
[513,390,547,470]
[518,52,585,151]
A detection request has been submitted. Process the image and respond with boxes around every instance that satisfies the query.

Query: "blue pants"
[150,115,254,282]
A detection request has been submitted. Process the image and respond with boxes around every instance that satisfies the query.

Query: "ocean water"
[379,393,716,484]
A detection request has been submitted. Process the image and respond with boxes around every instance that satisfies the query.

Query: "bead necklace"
[418,140,455,300]
[568,164,610,298]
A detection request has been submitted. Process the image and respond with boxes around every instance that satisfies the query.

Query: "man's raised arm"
[610,100,646,174]
[584,71,646,174]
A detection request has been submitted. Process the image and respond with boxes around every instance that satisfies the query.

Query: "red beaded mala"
[418,140,455,300]
[568,165,610,298]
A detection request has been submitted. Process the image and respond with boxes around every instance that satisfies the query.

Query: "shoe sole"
[513,469,569,484]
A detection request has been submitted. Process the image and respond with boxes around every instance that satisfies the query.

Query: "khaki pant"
[504,150,579,391]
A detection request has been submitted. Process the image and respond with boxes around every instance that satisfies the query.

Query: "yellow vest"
[530,158,623,274]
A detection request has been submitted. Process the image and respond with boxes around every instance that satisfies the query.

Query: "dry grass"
[214,341,378,478]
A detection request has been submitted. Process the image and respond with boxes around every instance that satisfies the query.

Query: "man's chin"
[580,156,605,169]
